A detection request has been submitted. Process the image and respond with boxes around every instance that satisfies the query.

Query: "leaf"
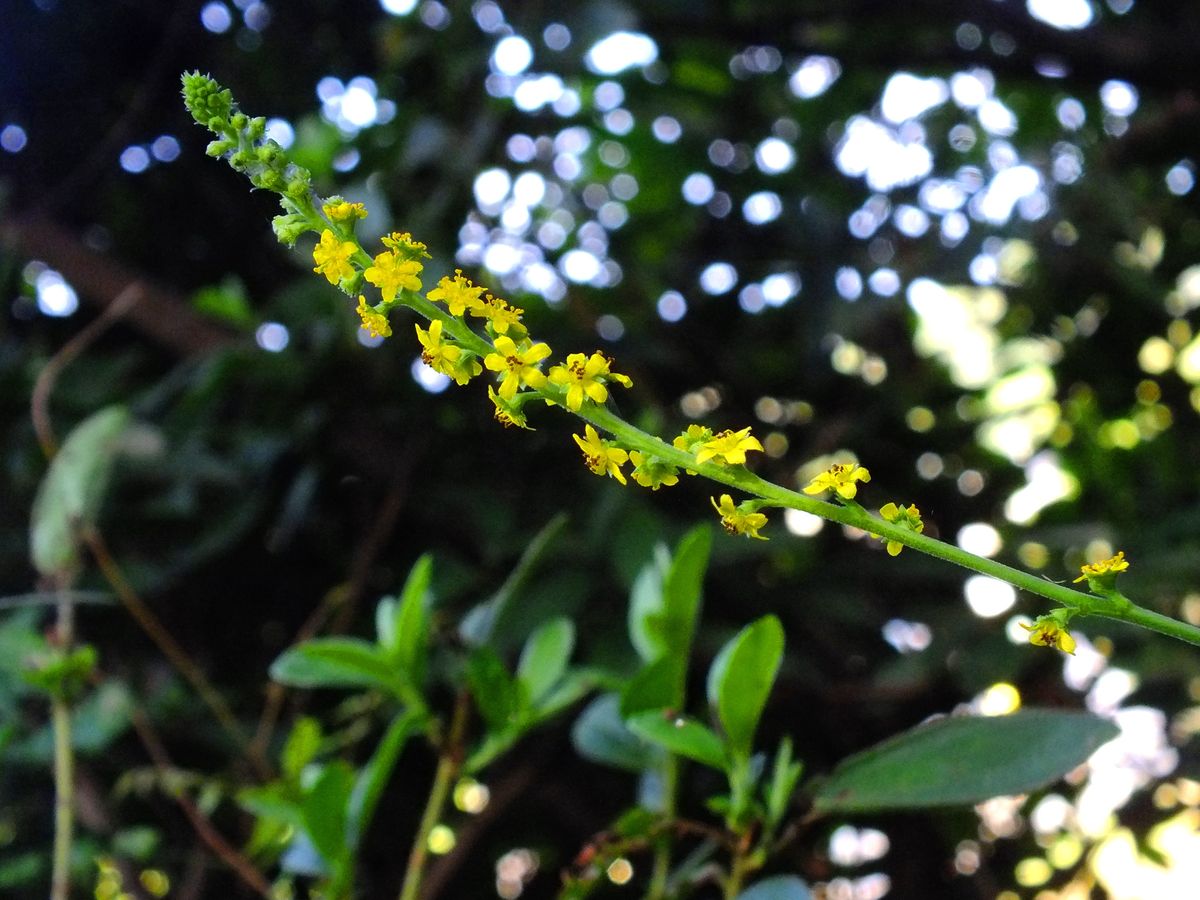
[270,638,401,695]
[466,646,521,731]
[707,615,784,758]
[459,513,568,647]
[30,405,131,577]
[659,525,711,662]
[627,545,670,662]
[301,761,353,869]
[620,656,682,719]
[379,554,433,687]
[516,617,575,707]
[572,693,660,772]
[347,711,422,849]
[735,875,813,899]
[626,711,726,771]
[238,783,305,831]
[281,716,322,782]
[810,710,1120,814]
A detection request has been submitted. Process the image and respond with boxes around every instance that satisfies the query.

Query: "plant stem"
[50,692,73,900]
[722,835,752,900]
[399,692,470,900]
[647,755,679,900]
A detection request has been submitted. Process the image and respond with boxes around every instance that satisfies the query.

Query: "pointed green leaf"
[735,875,812,900]
[516,617,575,707]
[466,646,521,731]
[626,711,726,771]
[270,638,401,695]
[281,717,322,781]
[811,709,1120,814]
[388,554,433,686]
[620,656,682,719]
[301,761,353,868]
[572,693,660,772]
[627,545,670,662]
[347,711,422,849]
[660,525,711,660]
[30,406,131,577]
[707,615,784,758]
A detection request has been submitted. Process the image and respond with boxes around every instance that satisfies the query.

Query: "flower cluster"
[1074,551,1129,586]
[803,463,871,500]
[876,502,924,556]
[1021,615,1077,654]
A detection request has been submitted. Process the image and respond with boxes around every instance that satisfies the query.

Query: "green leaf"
[620,656,682,719]
[572,693,660,772]
[192,276,254,327]
[516,617,575,707]
[238,783,305,831]
[626,711,726,770]
[627,545,670,661]
[347,711,422,849]
[466,646,521,732]
[281,716,322,782]
[735,875,812,900]
[659,525,711,661]
[707,615,784,758]
[765,737,804,832]
[378,554,433,687]
[30,405,131,577]
[810,710,1120,814]
[301,761,353,869]
[270,638,401,695]
[459,513,568,647]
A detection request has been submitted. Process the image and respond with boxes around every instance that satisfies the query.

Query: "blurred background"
[3,0,1200,897]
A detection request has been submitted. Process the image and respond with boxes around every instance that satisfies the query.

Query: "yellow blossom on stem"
[548,351,633,411]
[672,424,714,453]
[312,229,357,285]
[381,231,430,260]
[1074,551,1129,584]
[695,427,764,466]
[877,502,923,556]
[364,250,423,301]
[1021,618,1076,654]
[711,494,768,540]
[628,451,679,490]
[356,296,392,338]
[484,335,551,399]
[322,199,367,225]
[573,424,628,484]
[803,463,872,500]
[487,386,531,429]
[428,270,486,317]
[473,295,525,335]
[416,319,480,386]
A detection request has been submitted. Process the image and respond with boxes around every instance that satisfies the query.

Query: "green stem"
[50,695,73,900]
[646,756,679,900]
[722,837,752,900]
[398,693,470,900]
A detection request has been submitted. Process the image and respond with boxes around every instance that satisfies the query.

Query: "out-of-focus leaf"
[192,276,254,327]
[627,545,669,662]
[0,853,43,888]
[707,615,784,758]
[735,875,812,899]
[281,716,322,781]
[301,761,353,869]
[347,711,422,849]
[620,655,682,719]
[572,693,659,772]
[270,638,401,695]
[626,711,726,771]
[30,405,131,577]
[379,554,433,688]
[466,646,520,732]
[238,783,304,831]
[516,617,574,707]
[811,710,1120,814]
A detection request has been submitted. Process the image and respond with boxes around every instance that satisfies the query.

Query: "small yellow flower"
[474,295,525,335]
[428,270,486,317]
[672,424,714,453]
[483,335,552,399]
[364,250,423,301]
[312,229,357,285]
[573,424,629,484]
[1021,618,1076,654]
[381,231,430,260]
[877,502,923,556]
[356,296,392,338]
[548,351,633,411]
[416,319,480,385]
[322,199,368,224]
[711,494,768,540]
[487,386,531,429]
[1074,551,1129,583]
[628,451,679,490]
[695,427,764,466]
[803,463,872,500]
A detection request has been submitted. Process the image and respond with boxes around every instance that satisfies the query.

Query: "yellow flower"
[322,199,367,224]
[356,296,392,338]
[803,463,872,500]
[428,270,486,317]
[1021,618,1076,654]
[877,502,923,556]
[548,351,633,411]
[473,295,525,335]
[484,335,551,399]
[487,386,531,429]
[672,424,714,453]
[364,250,423,301]
[711,494,768,540]
[573,424,629,484]
[415,319,480,385]
[1074,551,1129,584]
[381,231,430,260]
[312,229,357,285]
[695,427,764,466]
[628,451,679,490]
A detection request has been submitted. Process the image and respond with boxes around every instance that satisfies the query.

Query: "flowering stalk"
[182,74,1200,650]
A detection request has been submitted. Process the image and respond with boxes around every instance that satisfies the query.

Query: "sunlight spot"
[1027,0,1094,29]
[965,576,1017,617]
[585,32,658,75]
